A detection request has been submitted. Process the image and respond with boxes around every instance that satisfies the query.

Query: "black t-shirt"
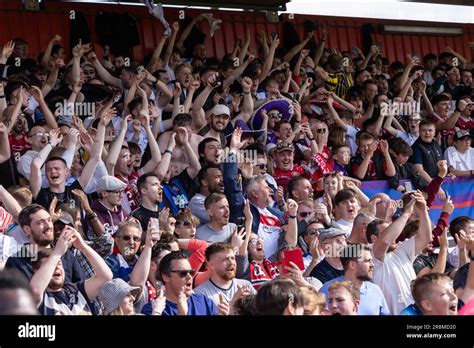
[5,246,86,283]
[35,180,83,210]
[39,281,95,315]
[132,205,160,232]
[309,258,344,284]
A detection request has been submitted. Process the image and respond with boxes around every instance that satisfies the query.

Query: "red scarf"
[249,259,280,290]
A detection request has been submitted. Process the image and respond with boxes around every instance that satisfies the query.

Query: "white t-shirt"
[372,237,417,315]
[336,219,353,238]
[256,207,283,259]
[445,146,474,171]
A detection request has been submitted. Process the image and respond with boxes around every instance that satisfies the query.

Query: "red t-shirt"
[8,133,30,161]
[116,171,140,214]
[273,164,311,192]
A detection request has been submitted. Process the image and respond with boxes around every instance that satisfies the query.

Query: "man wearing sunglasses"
[154,251,219,315]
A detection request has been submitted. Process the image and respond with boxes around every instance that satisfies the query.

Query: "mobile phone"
[281,248,304,274]
[403,181,413,192]
[137,65,145,75]
[271,32,277,40]
[236,217,246,239]
[149,218,160,239]
[293,93,300,102]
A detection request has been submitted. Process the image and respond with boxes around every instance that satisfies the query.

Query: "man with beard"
[272,141,311,194]
[197,138,222,167]
[402,273,459,316]
[5,204,85,282]
[91,176,128,236]
[194,243,255,307]
[319,244,389,315]
[132,173,163,232]
[288,177,313,203]
[196,193,236,244]
[30,227,112,315]
[327,281,360,316]
[198,104,231,146]
[189,165,224,224]
[367,191,432,314]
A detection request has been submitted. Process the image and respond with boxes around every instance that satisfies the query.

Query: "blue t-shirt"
[320,275,390,315]
[400,304,423,316]
[141,293,217,316]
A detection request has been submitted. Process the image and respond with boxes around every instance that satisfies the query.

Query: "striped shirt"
[325,71,353,99]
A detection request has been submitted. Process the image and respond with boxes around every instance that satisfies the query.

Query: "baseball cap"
[455,129,471,140]
[58,212,75,226]
[210,104,230,116]
[275,141,294,153]
[318,227,346,243]
[99,279,141,315]
[96,176,127,193]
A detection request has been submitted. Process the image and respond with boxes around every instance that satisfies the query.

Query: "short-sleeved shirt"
[325,71,353,99]
[161,169,195,215]
[132,205,160,232]
[273,164,311,193]
[445,146,474,171]
[35,180,83,211]
[319,275,390,315]
[141,293,217,316]
[396,130,418,146]
[116,171,141,215]
[194,278,256,306]
[309,258,344,284]
[196,223,236,244]
[39,281,94,315]
[372,237,417,315]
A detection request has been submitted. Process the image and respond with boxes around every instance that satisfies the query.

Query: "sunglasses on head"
[169,269,196,278]
[120,235,141,242]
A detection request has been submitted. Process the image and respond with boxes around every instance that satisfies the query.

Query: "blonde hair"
[300,286,325,315]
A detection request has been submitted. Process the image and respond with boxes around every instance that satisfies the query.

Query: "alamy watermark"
[381,100,421,118]
[55,101,95,118]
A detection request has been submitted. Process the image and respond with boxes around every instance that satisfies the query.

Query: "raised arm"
[155,133,175,181]
[0,122,10,164]
[41,59,61,97]
[285,199,299,246]
[176,14,205,51]
[283,31,313,63]
[326,96,348,131]
[147,36,166,72]
[30,129,62,198]
[259,34,279,82]
[3,87,24,133]
[0,184,21,222]
[436,100,466,131]
[129,224,155,289]
[90,52,121,88]
[237,28,251,66]
[71,228,113,300]
[30,228,73,304]
[413,191,433,254]
[372,197,416,261]
[233,77,254,123]
[78,108,111,188]
[176,127,200,179]
[41,35,62,67]
[313,27,327,67]
[163,22,180,68]
[382,103,399,137]
[106,115,131,174]
[30,86,58,130]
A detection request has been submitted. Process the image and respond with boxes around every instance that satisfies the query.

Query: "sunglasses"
[120,235,141,242]
[316,128,327,134]
[249,238,263,246]
[254,164,267,169]
[169,269,196,278]
[298,212,312,218]
[269,113,282,119]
